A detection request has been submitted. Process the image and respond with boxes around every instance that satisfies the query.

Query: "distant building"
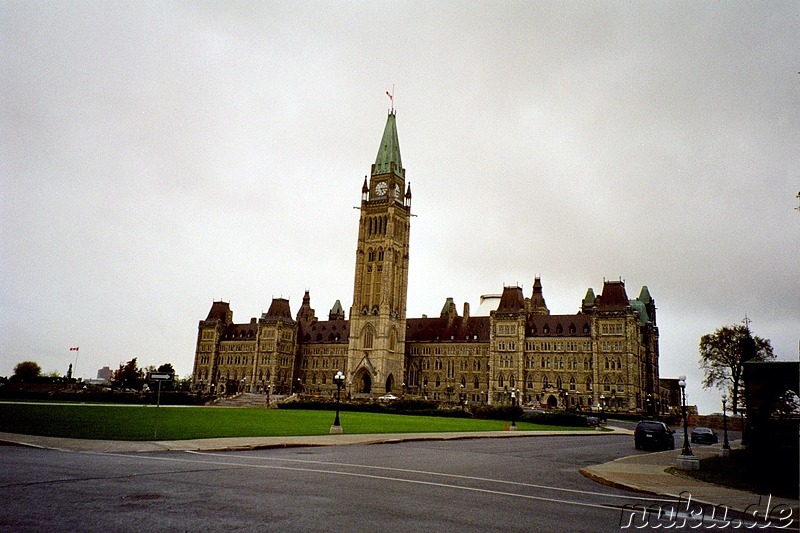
[192,111,661,411]
[97,366,112,381]
[659,377,682,415]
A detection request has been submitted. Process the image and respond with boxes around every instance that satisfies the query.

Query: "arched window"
[498,374,505,388]
[603,376,611,392]
[473,376,479,389]
[586,376,593,391]
[542,376,549,389]
[569,376,576,390]
[363,327,374,349]
[556,377,562,390]
[510,375,515,387]
[435,375,441,387]
[616,378,624,392]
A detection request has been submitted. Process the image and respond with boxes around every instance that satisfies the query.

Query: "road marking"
[186,449,675,503]
[84,451,672,513]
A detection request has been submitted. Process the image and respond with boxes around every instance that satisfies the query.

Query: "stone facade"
[191,112,661,411]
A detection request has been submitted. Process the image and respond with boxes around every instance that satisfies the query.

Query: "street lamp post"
[720,393,731,457]
[599,394,605,424]
[509,389,517,430]
[677,375,699,470]
[330,371,345,434]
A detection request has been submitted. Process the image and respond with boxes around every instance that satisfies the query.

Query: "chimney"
[463,302,470,321]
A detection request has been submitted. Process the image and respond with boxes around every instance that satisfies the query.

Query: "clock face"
[375,181,388,196]
[393,184,401,198]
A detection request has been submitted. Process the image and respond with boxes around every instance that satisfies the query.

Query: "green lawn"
[0,403,590,440]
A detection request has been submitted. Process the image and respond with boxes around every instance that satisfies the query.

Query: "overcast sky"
[2,1,798,414]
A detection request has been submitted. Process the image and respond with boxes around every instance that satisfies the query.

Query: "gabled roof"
[372,112,404,178]
[221,322,258,340]
[406,316,491,343]
[526,314,592,337]
[300,319,350,344]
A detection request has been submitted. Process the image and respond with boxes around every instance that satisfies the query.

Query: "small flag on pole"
[386,90,393,103]
[70,347,79,351]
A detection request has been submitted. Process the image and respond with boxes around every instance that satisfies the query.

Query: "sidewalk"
[580,438,799,520]
[2,427,796,519]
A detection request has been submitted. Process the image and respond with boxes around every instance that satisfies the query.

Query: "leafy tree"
[112,358,145,390]
[13,361,42,381]
[699,324,774,414]
[152,362,176,390]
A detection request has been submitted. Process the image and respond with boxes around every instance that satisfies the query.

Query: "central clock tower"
[347,111,411,396]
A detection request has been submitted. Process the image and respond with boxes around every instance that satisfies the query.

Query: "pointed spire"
[296,290,316,323]
[373,112,404,178]
[329,300,345,321]
[638,286,652,304]
[530,276,549,315]
[582,288,596,307]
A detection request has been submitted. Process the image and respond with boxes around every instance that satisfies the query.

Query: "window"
[569,377,576,390]
[363,327,373,349]
[617,378,624,392]
[604,377,611,392]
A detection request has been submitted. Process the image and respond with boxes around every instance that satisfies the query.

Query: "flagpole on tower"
[70,346,80,381]
[386,84,395,113]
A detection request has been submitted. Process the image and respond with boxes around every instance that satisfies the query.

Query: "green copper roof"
[373,112,403,177]
[638,285,652,304]
[330,300,344,315]
[583,288,596,306]
[630,299,650,326]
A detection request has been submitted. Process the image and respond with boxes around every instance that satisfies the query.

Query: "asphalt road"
[0,433,701,532]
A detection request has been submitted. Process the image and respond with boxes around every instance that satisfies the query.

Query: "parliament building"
[191,111,660,411]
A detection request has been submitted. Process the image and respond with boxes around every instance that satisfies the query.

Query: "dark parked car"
[634,420,675,450]
[690,427,719,444]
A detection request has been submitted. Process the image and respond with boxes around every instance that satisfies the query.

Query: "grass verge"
[0,403,593,441]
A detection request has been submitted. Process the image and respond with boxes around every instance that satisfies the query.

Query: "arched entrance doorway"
[547,395,558,408]
[385,374,394,394]
[355,369,372,394]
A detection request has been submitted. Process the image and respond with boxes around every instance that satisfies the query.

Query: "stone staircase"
[211,392,288,408]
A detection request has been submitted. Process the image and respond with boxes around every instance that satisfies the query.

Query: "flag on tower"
[70,347,79,351]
